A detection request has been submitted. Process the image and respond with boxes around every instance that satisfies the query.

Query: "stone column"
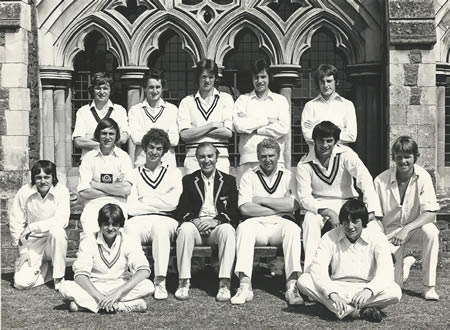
[388,0,437,171]
[40,67,73,184]
[271,64,301,169]
[348,63,384,176]
[436,63,450,189]
[117,66,148,165]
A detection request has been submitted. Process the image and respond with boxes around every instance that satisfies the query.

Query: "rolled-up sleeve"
[177,97,192,132]
[419,170,440,213]
[296,163,320,214]
[73,234,95,279]
[238,171,254,207]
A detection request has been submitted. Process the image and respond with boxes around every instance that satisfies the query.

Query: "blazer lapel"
[214,170,224,206]
[193,174,205,204]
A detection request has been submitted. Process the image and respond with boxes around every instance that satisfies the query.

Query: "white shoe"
[175,279,190,301]
[154,280,168,300]
[285,288,304,305]
[423,286,439,301]
[115,299,148,312]
[402,256,416,283]
[230,287,254,305]
[54,278,65,291]
[69,301,79,312]
[216,286,231,302]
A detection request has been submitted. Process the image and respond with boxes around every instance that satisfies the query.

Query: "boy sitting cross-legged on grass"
[59,203,154,313]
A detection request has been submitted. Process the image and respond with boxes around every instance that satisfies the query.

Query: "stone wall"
[388,0,438,170]
[0,0,39,268]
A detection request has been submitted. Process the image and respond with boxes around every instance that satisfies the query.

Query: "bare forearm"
[207,127,232,138]
[180,124,214,142]
[79,188,107,200]
[74,137,99,149]
[404,212,436,232]
[92,182,131,196]
[240,203,278,217]
[115,269,150,298]
[75,275,104,302]
[255,197,296,213]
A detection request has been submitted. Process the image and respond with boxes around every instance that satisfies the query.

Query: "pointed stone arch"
[287,10,364,65]
[210,12,283,66]
[56,13,131,68]
[131,12,205,66]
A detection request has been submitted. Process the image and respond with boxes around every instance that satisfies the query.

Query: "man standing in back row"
[177,59,235,174]
[72,72,129,157]
[301,64,357,148]
[233,59,290,182]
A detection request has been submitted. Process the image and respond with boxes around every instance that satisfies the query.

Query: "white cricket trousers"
[59,278,154,313]
[298,273,401,319]
[124,215,178,277]
[184,156,230,175]
[368,221,439,287]
[234,216,302,280]
[303,199,347,271]
[176,222,235,279]
[14,227,67,290]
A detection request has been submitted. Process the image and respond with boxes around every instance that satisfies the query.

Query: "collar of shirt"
[93,146,120,158]
[316,92,344,103]
[337,226,370,245]
[30,184,56,200]
[142,162,168,174]
[389,164,420,184]
[302,143,345,165]
[96,229,123,252]
[253,164,283,180]
[195,88,220,101]
[201,170,216,186]
[142,99,166,111]
[90,100,114,112]
[249,90,275,101]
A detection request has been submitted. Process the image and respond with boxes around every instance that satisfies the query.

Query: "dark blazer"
[175,169,239,228]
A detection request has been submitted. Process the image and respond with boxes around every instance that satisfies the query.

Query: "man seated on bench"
[297,199,401,322]
[175,142,238,302]
[296,121,380,271]
[10,160,69,291]
[231,138,303,306]
[59,203,154,313]
[126,128,183,300]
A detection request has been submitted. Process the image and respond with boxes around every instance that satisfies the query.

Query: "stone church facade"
[0,0,449,214]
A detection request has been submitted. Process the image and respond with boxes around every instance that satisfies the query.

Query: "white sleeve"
[177,97,192,131]
[256,96,290,138]
[301,102,314,144]
[339,101,357,143]
[233,96,268,133]
[167,105,180,146]
[77,155,94,192]
[238,171,254,207]
[296,163,320,214]
[128,105,146,145]
[72,106,88,139]
[9,186,27,246]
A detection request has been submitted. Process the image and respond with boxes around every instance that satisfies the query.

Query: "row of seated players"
[9,121,439,322]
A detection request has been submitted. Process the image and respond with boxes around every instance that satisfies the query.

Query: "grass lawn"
[1,266,449,329]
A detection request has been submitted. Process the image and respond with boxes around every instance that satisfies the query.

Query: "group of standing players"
[9,58,440,322]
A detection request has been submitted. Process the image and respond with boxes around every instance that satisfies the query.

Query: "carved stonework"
[37,0,383,68]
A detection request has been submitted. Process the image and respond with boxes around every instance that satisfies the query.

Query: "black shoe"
[360,307,383,323]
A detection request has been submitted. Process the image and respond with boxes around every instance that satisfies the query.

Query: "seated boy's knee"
[14,271,36,290]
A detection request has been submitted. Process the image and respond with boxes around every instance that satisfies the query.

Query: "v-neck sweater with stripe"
[296,144,380,214]
[73,230,150,282]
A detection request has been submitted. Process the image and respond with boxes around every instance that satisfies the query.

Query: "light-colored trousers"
[176,222,235,279]
[124,215,178,277]
[14,227,67,290]
[298,273,402,319]
[303,198,347,271]
[184,155,230,175]
[59,278,154,313]
[234,216,302,280]
[368,221,439,287]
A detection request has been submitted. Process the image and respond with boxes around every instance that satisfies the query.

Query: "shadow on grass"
[402,288,423,298]
[1,271,14,287]
[282,302,339,321]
